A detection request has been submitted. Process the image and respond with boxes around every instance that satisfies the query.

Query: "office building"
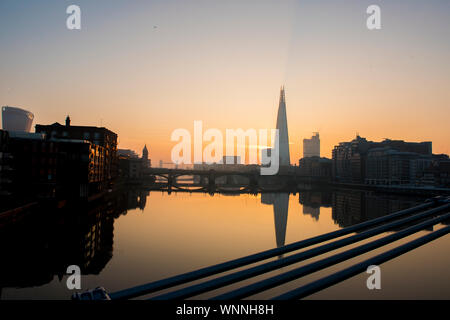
[2,106,34,132]
[365,147,428,185]
[274,86,290,166]
[118,145,151,180]
[332,135,432,184]
[303,132,320,158]
[298,156,332,179]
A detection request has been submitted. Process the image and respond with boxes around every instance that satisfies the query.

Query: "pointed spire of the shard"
[279,85,285,104]
[275,86,290,166]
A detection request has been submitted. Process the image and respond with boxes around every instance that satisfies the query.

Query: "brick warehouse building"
[0,117,119,204]
[35,116,118,183]
[0,130,117,203]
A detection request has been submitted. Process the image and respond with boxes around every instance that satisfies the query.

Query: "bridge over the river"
[143,167,329,193]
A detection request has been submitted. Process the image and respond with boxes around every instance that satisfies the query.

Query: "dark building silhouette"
[142,145,150,168]
[332,136,432,184]
[365,147,433,185]
[298,156,332,179]
[419,154,450,187]
[35,117,118,182]
[2,115,120,202]
[0,130,118,202]
[57,139,113,197]
[0,130,11,197]
[118,145,151,180]
[0,131,59,202]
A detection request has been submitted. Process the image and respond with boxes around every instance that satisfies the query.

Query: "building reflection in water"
[298,190,424,229]
[331,191,421,228]
[0,188,149,293]
[299,191,332,221]
[261,190,425,251]
[261,193,289,248]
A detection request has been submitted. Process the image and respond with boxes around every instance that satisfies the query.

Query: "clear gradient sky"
[1,0,449,163]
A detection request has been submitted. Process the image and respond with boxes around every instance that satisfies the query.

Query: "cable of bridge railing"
[109,198,443,300]
[212,212,450,299]
[150,203,450,300]
[272,224,450,300]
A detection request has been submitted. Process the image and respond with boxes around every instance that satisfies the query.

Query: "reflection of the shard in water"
[261,190,426,250]
[261,191,329,250]
[261,193,289,249]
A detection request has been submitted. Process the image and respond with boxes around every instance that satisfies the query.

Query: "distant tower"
[274,86,290,166]
[65,115,71,127]
[142,145,148,160]
[303,132,320,158]
[142,144,150,168]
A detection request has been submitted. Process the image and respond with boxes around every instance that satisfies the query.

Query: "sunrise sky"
[1,0,449,164]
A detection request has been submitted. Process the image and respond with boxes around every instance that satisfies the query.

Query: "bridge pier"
[208,170,216,194]
[167,173,173,194]
[249,174,259,193]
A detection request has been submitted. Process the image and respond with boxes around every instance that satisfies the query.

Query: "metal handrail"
[273,224,450,300]
[213,212,450,299]
[152,203,450,299]
[110,200,439,299]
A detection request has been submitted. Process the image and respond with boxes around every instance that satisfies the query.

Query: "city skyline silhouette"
[1,1,449,163]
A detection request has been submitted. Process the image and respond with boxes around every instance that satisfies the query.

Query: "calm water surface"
[1,189,449,299]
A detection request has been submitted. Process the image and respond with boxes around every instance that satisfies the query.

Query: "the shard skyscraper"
[274,86,290,166]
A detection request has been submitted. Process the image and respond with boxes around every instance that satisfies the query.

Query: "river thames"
[1,189,449,300]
